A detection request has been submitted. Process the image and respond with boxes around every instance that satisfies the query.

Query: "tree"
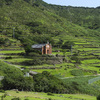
[97,95,100,100]
[20,38,34,55]
[71,53,81,64]
[0,61,34,91]
[62,41,74,49]
[33,71,66,93]
[2,75,34,91]
[0,38,9,46]
[96,6,100,9]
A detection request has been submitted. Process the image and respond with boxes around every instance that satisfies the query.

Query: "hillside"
[45,4,100,31]
[0,0,100,42]
[1,0,100,97]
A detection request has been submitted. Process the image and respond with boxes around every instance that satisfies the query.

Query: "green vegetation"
[0,61,34,91]
[46,4,100,31]
[0,90,96,100]
[0,0,100,53]
[97,95,100,100]
[1,60,100,96]
[1,0,100,98]
[62,76,100,95]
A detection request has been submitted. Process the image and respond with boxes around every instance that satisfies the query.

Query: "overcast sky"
[43,0,100,8]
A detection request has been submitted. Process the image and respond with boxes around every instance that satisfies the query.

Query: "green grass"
[4,58,33,63]
[81,59,100,64]
[0,50,25,54]
[32,62,96,77]
[52,52,64,55]
[0,90,96,100]
[0,55,24,57]
[79,64,100,73]
[75,42,90,45]
[78,48,100,51]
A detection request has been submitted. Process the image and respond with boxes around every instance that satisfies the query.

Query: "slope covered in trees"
[0,0,100,49]
[44,4,100,31]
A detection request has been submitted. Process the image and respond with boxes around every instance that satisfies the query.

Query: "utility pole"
[13,27,15,38]
[71,45,73,56]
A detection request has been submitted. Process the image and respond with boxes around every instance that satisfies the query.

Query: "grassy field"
[0,50,25,54]
[0,90,96,100]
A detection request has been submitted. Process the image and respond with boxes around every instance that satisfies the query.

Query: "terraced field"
[1,35,100,77]
[1,35,100,99]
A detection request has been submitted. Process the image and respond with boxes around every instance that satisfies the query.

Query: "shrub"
[11,97,21,100]
[97,95,100,100]
[0,89,5,93]
[33,71,66,93]
[70,69,84,76]
[47,92,54,96]
[48,98,53,100]
[62,41,74,49]
[16,91,19,93]
[24,99,29,100]
[5,56,12,59]
[71,54,81,64]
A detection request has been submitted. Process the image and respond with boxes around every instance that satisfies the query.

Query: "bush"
[5,56,12,60]
[28,52,40,57]
[97,95,100,100]
[62,41,74,49]
[16,91,19,93]
[11,97,21,100]
[21,58,45,66]
[24,99,29,100]
[48,98,53,100]
[70,69,84,76]
[0,89,5,93]
[33,71,66,93]
[71,54,81,64]
[47,92,54,96]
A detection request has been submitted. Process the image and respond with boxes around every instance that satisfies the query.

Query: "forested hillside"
[45,4,100,31]
[0,0,100,49]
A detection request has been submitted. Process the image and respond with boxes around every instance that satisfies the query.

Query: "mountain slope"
[0,0,100,45]
[44,4,100,31]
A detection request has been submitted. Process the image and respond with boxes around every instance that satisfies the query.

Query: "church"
[31,42,52,55]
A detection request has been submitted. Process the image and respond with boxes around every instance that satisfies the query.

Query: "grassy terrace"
[1,36,100,77]
[4,58,33,63]
[31,62,96,77]
[79,64,100,73]
[0,55,24,57]
[33,68,74,77]
[0,90,96,100]
[77,48,100,51]
[81,59,100,64]
[1,34,100,75]
[0,50,25,54]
